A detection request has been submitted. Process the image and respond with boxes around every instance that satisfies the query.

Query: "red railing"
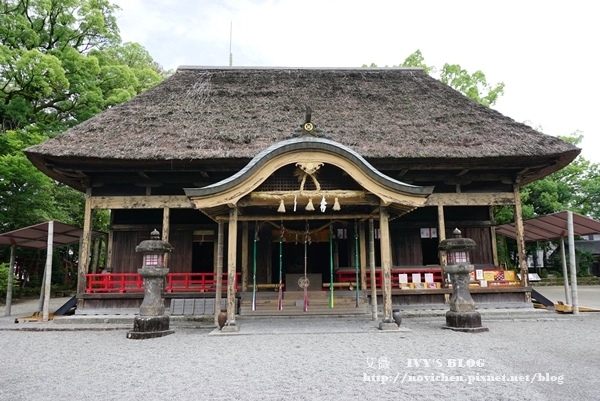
[86,273,144,293]
[336,269,379,288]
[166,272,241,293]
[85,272,241,293]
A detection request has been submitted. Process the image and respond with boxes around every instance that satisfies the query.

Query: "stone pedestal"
[127,266,174,339]
[221,322,240,333]
[443,311,488,333]
[378,318,399,331]
[443,264,488,333]
[127,315,174,339]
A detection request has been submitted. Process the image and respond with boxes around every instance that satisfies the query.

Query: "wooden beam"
[91,238,100,273]
[106,231,113,271]
[90,195,192,209]
[513,184,528,287]
[368,218,378,321]
[437,205,447,277]
[226,208,238,326]
[78,188,93,296]
[359,221,367,291]
[379,207,393,323]
[214,221,224,326]
[105,210,114,271]
[425,192,515,206]
[243,191,376,207]
[391,220,495,228]
[223,213,379,222]
[111,223,212,231]
[489,206,499,267]
[162,207,170,268]
[241,222,249,292]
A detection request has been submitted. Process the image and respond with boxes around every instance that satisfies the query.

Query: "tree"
[438,64,505,107]
[520,133,600,220]
[0,0,165,133]
[398,49,435,75]
[0,129,57,231]
[365,50,505,107]
[0,0,163,237]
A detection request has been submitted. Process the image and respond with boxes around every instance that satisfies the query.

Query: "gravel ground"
[2,290,599,401]
[1,307,599,401]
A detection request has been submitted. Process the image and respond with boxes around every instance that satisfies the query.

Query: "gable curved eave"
[185,137,434,212]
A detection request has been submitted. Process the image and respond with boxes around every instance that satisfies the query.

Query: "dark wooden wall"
[168,229,193,273]
[110,228,193,273]
[391,227,423,266]
[111,231,143,273]
[462,227,493,265]
[109,223,495,274]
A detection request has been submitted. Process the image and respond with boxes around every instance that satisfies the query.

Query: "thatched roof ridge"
[26,67,579,163]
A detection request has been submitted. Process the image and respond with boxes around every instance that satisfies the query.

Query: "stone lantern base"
[127,315,174,339]
[443,311,489,333]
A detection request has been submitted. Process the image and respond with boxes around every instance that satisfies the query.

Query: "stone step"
[240,305,369,316]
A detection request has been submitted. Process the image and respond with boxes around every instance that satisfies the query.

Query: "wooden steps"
[239,291,369,316]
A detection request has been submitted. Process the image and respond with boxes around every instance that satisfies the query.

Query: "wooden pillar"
[213,236,218,273]
[226,208,238,325]
[368,218,378,321]
[77,188,93,295]
[105,232,112,270]
[91,238,100,273]
[359,220,367,291]
[490,206,499,267]
[106,212,114,271]
[162,207,170,268]
[42,221,54,322]
[4,244,16,316]
[379,207,393,322]
[241,222,249,291]
[437,205,447,285]
[214,221,224,326]
[513,183,529,287]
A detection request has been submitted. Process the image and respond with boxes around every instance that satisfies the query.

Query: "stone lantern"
[127,229,174,339]
[438,228,488,333]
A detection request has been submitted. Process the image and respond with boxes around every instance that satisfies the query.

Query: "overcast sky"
[112,0,599,163]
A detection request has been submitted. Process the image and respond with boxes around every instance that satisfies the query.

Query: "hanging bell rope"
[354,219,360,308]
[303,220,310,312]
[329,221,334,309]
[252,222,259,311]
[278,221,284,310]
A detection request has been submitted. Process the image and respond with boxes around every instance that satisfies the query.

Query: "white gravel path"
[1,310,599,401]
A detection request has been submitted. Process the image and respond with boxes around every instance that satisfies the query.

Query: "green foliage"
[399,50,435,75]
[0,130,57,231]
[0,0,162,235]
[439,64,505,107]
[521,133,600,220]
[576,249,594,277]
[0,0,164,133]
[0,263,8,297]
[365,50,504,107]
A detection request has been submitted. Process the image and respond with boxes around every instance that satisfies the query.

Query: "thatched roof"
[26,67,579,186]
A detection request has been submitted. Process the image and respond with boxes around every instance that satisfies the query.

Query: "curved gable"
[185,137,433,214]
